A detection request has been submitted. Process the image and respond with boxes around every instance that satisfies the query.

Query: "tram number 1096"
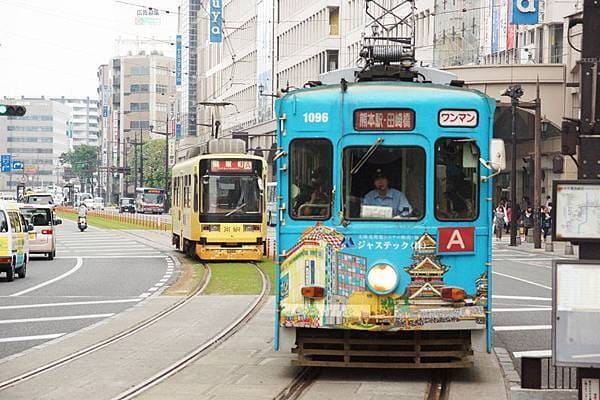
[303,112,329,123]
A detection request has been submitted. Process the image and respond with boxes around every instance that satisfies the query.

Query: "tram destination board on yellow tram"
[552,260,600,368]
[552,180,600,241]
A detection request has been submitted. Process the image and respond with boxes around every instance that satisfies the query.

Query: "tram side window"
[343,146,425,220]
[193,174,199,212]
[289,139,333,219]
[435,138,480,221]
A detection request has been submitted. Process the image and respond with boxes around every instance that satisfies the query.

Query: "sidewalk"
[493,236,578,258]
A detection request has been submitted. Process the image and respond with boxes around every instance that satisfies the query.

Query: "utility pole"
[533,80,542,249]
[502,84,524,247]
[149,115,171,213]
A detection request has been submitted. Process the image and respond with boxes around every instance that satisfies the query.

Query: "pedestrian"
[505,202,512,234]
[541,206,552,242]
[494,205,506,241]
[522,207,533,238]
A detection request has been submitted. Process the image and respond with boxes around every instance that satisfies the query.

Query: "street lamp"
[502,84,524,247]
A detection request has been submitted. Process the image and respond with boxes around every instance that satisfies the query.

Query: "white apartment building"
[51,97,100,146]
[0,97,70,191]
[97,52,176,201]
[190,0,434,155]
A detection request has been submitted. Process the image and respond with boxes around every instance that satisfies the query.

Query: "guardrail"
[521,356,578,390]
[56,206,171,232]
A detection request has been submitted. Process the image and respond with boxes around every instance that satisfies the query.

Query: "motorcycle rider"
[78,203,88,218]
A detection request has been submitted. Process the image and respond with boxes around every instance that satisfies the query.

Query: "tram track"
[0,257,210,391]
[274,367,319,400]
[426,370,450,400]
[112,262,270,400]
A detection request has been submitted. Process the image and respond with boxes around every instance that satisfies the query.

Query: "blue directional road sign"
[11,160,23,171]
[1,154,11,173]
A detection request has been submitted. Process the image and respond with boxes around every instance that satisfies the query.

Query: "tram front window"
[202,175,261,216]
[289,139,333,219]
[435,138,480,220]
[343,146,425,220]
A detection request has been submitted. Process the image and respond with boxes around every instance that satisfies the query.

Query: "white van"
[0,202,31,281]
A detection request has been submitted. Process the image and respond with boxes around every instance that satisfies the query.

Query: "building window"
[326,50,339,71]
[130,102,149,112]
[7,126,53,132]
[329,7,339,35]
[130,120,150,129]
[550,24,563,64]
[155,84,168,94]
[156,103,168,112]
[130,84,149,93]
[130,66,150,75]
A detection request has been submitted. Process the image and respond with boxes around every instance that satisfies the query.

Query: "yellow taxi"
[0,202,31,281]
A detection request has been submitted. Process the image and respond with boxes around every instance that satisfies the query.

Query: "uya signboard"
[511,0,539,25]
[210,0,223,43]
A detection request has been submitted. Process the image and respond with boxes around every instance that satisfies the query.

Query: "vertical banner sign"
[491,0,500,54]
[507,0,516,49]
[176,122,182,140]
[511,0,539,24]
[209,0,223,43]
[480,0,492,57]
[175,35,182,87]
[498,0,508,53]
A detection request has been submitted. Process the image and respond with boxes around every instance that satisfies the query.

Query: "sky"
[0,0,178,99]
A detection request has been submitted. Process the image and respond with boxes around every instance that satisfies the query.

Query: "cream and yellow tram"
[171,153,268,261]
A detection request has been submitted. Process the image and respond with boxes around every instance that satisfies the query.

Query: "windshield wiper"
[225,203,246,217]
[350,137,384,175]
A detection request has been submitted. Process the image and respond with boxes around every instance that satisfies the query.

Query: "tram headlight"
[367,263,399,295]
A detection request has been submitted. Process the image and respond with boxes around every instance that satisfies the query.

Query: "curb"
[494,347,577,400]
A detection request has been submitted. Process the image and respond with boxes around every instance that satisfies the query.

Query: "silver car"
[19,205,61,260]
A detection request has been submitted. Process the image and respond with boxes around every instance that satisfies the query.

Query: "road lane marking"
[0,333,65,343]
[513,350,552,358]
[492,295,552,301]
[0,298,142,310]
[148,287,159,292]
[492,271,552,290]
[493,307,552,312]
[10,257,84,297]
[0,313,114,324]
[494,325,551,331]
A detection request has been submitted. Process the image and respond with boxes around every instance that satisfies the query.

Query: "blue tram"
[274,74,505,368]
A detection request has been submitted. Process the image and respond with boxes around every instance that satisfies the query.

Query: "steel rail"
[426,370,450,400]
[112,262,270,400]
[0,256,210,390]
[273,367,319,400]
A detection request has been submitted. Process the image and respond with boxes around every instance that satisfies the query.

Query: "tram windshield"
[202,175,261,216]
[435,138,480,220]
[343,146,425,220]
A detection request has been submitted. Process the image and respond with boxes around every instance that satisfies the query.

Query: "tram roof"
[277,81,494,110]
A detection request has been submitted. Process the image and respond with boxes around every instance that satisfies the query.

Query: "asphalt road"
[491,240,574,374]
[0,220,173,359]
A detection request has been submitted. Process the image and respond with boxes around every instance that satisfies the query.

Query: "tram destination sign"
[552,180,600,241]
[354,109,414,131]
[211,160,253,172]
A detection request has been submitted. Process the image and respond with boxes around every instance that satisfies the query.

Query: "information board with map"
[553,181,600,241]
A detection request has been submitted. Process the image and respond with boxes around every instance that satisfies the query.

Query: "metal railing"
[521,356,578,390]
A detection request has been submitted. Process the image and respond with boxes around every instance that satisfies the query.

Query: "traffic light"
[0,104,26,117]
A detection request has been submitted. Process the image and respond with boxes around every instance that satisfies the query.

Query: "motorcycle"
[77,216,87,232]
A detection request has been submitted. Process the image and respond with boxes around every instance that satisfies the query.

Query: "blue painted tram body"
[274,80,497,368]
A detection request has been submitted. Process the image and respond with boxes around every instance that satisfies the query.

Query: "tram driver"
[362,169,412,218]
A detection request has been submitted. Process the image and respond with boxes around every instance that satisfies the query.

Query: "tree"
[60,145,98,191]
[129,139,170,189]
